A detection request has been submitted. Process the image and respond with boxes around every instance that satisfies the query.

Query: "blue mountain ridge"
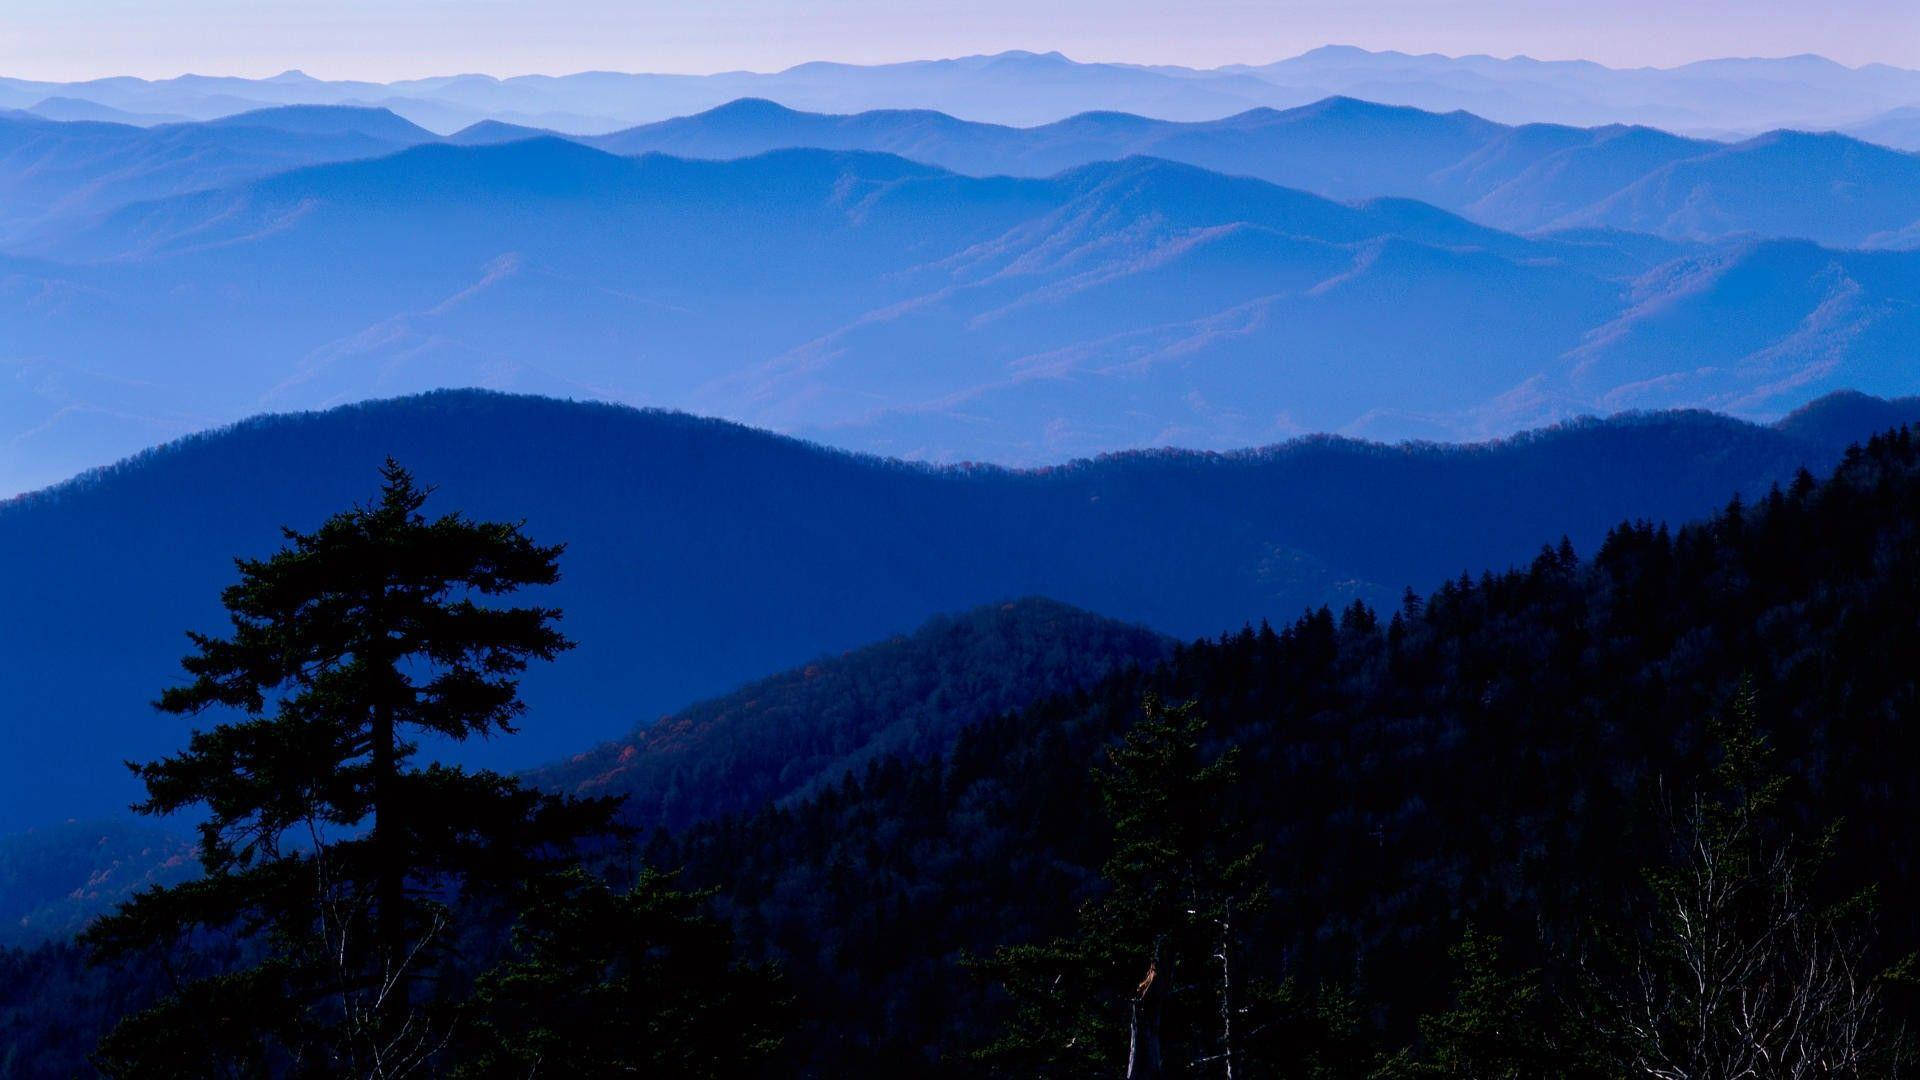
[3,134,1916,492]
[2,387,1916,834]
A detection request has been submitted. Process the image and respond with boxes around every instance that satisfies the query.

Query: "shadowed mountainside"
[3,388,1917,831]
[527,597,1173,834]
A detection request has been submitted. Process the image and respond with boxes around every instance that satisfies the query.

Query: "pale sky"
[2,0,1917,82]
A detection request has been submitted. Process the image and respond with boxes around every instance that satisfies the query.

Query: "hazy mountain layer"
[0,820,196,946]
[581,97,1920,245]
[0,107,432,244]
[5,139,1919,489]
[10,96,1917,255]
[3,47,1916,133]
[1,388,1913,831]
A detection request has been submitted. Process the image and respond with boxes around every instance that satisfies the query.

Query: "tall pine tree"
[85,460,618,1076]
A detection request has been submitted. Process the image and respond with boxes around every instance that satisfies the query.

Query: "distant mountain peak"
[695,97,804,121]
[1294,44,1377,60]
[202,102,434,141]
[985,49,1071,62]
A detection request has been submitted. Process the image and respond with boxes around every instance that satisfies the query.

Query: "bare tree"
[305,817,453,1080]
[1579,690,1902,1079]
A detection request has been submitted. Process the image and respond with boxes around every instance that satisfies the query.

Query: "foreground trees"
[975,686,1915,1079]
[1574,687,1906,1078]
[453,866,788,1076]
[84,461,780,1076]
[974,696,1372,1078]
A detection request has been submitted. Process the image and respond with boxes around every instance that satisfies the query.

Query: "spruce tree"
[453,866,788,1076]
[973,694,1268,1077]
[85,460,618,1076]
[1410,927,1568,1078]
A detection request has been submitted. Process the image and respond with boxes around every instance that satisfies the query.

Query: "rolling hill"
[0,596,1167,947]
[0,820,196,946]
[529,597,1172,834]
[651,423,1920,1070]
[1848,105,1920,151]
[1,388,1916,832]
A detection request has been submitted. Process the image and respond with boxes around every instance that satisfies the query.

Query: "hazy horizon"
[4,0,1916,83]
[6,45,1920,87]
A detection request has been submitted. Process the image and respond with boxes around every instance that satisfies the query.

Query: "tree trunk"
[1219,900,1234,1080]
[370,699,405,1003]
[1129,950,1164,1079]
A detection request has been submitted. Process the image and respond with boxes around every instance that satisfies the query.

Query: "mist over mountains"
[5,47,1919,135]
[2,53,1917,828]
[582,97,1920,246]
[4,101,1920,493]
[7,30,1920,1073]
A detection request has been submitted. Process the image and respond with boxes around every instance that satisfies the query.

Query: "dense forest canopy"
[651,428,1920,1072]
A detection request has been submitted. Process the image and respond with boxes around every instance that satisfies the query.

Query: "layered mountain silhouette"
[10,96,1916,256]
[583,97,1920,246]
[2,48,1916,132]
[0,105,432,243]
[2,388,1916,832]
[1849,105,1920,151]
[5,135,1919,490]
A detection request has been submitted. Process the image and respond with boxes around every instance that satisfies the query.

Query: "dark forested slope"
[10,421,1920,1074]
[3,390,1915,828]
[0,822,195,946]
[655,428,1920,1071]
[528,597,1171,833]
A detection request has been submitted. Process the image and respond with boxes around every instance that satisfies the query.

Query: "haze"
[4,0,1917,81]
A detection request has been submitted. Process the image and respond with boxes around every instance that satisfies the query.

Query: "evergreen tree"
[973,694,1272,1077]
[85,461,618,1076]
[1410,927,1572,1078]
[453,866,787,1077]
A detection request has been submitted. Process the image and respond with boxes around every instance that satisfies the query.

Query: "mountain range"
[4,47,1918,134]
[4,42,1920,1074]
[2,388,1916,835]
[11,95,1918,252]
[0,105,434,245]
[5,120,1920,490]
[579,97,1920,245]
[19,95,1920,250]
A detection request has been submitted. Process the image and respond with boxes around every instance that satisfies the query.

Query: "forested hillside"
[4,389,1912,828]
[0,823,195,945]
[8,425,1920,1074]
[530,598,1170,833]
[648,428,1920,1072]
